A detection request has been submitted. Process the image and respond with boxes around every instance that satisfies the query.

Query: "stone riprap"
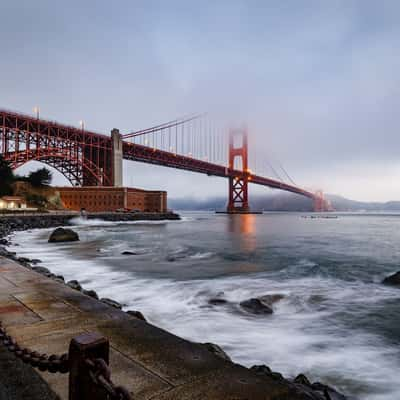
[0,211,180,240]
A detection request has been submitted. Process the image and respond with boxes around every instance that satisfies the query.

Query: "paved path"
[0,256,315,399]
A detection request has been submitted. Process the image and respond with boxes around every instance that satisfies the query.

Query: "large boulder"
[382,271,400,286]
[240,298,273,314]
[48,227,79,243]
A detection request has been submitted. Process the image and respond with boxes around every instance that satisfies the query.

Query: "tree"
[27,167,52,187]
[0,155,14,196]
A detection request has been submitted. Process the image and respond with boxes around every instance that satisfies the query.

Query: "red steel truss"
[0,109,330,211]
[0,109,112,186]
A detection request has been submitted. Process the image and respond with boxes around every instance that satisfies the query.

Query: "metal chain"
[85,358,132,400]
[0,322,69,374]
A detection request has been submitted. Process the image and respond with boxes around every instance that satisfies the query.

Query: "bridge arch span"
[5,148,110,187]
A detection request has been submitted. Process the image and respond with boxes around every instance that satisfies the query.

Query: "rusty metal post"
[68,332,109,400]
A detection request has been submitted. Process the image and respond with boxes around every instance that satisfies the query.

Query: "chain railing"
[0,322,132,400]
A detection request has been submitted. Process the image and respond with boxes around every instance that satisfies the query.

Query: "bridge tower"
[227,128,250,213]
[111,128,123,187]
[313,190,332,212]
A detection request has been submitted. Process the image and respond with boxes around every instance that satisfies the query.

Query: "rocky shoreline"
[0,213,352,400]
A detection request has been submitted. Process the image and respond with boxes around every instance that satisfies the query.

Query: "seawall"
[0,211,180,240]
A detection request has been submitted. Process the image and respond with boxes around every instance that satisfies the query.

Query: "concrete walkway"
[0,256,317,399]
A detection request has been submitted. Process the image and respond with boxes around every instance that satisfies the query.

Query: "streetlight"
[33,106,40,119]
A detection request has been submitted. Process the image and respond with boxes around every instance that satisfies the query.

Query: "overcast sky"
[1,1,400,201]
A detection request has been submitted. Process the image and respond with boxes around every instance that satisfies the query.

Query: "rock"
[382,271,400,286]
[202,342,231,361]
[31,259,42,264]
[208,298,228,305]
[32,266,51,275]
[250,365,284,381]
[240,298,273,314]
[126,310,146,321]
[18,257,31,263]
[0,239,10,245]
[250,365,272,375]
[67,280,82,291]
[121,251,137,255]
[258,294,285,306]
[101,298,122,309]
[83,289,99,300]
[294,374,312,387]
[48,227,79,243]
[55,275,65,282]
[311,382,347,400]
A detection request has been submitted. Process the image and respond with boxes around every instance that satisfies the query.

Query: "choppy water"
[7,212,400,399]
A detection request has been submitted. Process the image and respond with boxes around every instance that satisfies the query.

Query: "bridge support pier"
[111,128,123,187]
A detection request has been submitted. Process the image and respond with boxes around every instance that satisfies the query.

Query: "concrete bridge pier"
[111,128,123,187]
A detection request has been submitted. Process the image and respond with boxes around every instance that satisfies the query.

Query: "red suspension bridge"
[0,108,331,212]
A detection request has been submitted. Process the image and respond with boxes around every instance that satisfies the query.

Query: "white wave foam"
[190,252,214,259]
[8,227,400,400]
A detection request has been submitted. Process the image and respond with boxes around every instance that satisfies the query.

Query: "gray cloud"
[2,0,400,201]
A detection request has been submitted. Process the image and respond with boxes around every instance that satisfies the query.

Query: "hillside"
[169,193,400,212]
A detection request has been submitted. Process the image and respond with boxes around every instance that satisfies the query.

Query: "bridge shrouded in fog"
[0,108,331,212]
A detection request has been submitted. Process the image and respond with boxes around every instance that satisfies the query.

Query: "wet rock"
[208,298,228,305]
[48,227,79,243]
[101,298,122,309]
[311,382,347,400]
[18,257,32,264]
[258,294,285,306]
[382,271,400,286]
[121,251,137,256]
[202,342,231,361]
[55,275,65,282]
[0,238,9,245]
[67,280,82,291]
[294,374,312,387]
[83,289,99,300]
[31,259,42,264]
[32,266,51,275]
[240,298,273,314]
[126,310,146,321]
[250,365,284,381]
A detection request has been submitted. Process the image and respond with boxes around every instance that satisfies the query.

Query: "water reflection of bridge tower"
[228,214,256,253]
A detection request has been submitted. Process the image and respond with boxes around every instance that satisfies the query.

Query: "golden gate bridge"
[0,108,331,212]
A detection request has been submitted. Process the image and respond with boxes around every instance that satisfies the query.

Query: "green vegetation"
[0,155,53,190]
[26,167,52,187]
[0,155,14,196]
[0,155,56,210]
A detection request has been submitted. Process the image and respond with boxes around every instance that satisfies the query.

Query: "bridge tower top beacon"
[227,127,250,213]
